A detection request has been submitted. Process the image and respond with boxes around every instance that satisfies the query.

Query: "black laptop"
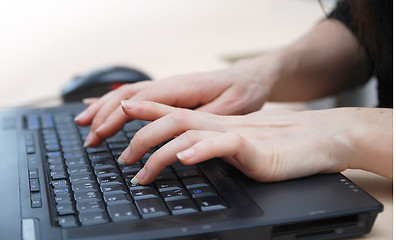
[0,102,383,240]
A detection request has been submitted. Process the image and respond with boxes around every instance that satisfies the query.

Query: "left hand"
[118,100,357,185]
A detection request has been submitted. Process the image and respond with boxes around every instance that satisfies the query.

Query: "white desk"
[0,1,391,239]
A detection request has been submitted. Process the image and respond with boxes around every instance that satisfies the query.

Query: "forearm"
[231,19,371,102]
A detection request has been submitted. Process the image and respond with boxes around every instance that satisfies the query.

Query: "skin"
[117,101,392,185]
[75,19,393,183]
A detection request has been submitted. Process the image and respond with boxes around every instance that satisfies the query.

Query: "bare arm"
[231,19,371,102]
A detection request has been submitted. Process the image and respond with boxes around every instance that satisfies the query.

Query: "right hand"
[75,65,272,147]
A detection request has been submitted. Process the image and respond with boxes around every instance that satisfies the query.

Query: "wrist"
[333,108,393,179]
[229,51,284,97]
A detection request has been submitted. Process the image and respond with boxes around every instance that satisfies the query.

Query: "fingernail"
[83,98,96,105]
[131,167,146,185]
[74,114,82,122]
[118,156,126,164]
[83,132,93,148]
[176,148,196,160]
[121,100,138,109]
[83,140,90,148]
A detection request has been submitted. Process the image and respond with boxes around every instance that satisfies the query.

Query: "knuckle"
[227,132,244,148]
[132,129,149,148]
[132,91,149,101]
[170,109,191,124]
[180,130,200,143]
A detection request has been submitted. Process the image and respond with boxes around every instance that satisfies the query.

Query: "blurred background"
[0,0,376,108]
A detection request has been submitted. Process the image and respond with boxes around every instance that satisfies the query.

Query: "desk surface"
[0,1,392,239]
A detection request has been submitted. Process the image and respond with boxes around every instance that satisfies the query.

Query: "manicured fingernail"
[74,114,82,122]
[121,100,138,109]
[131,167,146,185]
[83,132,93,148]
[176,148,196,160]
[118,156,126,164]
[83,140,90,148]
[83,98,96,105]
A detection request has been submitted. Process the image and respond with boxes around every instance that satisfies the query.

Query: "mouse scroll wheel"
[111,83,123,90]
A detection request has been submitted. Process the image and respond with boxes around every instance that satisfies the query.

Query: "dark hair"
[348,0,392,65]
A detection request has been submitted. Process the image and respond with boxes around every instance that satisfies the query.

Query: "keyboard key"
[106,132,128,143]
[51,179,68,187]
[68,166,90,175]
[64,151,86,159]
[195,196,227,211]
[54,187,71,195]
[155,180,183,192]
[86,145,108,154]
[104,193,133,205]
[49,162,65,171]
[89,152,113,162]
[70,173,96,184]
[188,186,216,198]
[135,198,169,219]
[92,160,118,170]
[62,145,82,153]
[176,169,201,178]
[131,188,159,200]
[72,182,99,193]
[128,183,154,191]
[79,212,109,226]
[77,201,106,213]
[56,203,75,215]
[171,161,197,171]
[108,142,128,150]
[97,175,124,186]
[119,162,142,173]
[101,184,128,195]
[160,189,189,201]
[29,179,40,192]
[182,177,210,189]
[107,203,139,222]
[46,143,60,152]
[156,170,178,181]
[50,169,67,180]
[31,192,42,208]
[58,215,78,228]
[54,194,73,205]
[166,199,198,215]
[74,191,102,203]
[123,121,142,132]
[95,168,120,177]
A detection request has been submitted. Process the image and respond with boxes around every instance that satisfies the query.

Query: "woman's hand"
[75,66,274,147]
[117,100,392,185]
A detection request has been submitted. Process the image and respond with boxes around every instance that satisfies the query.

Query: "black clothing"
[329,0,393,108]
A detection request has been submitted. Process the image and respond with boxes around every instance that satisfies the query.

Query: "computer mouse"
[62,66,151,102]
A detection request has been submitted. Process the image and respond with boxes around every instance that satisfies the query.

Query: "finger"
[82,97,100,106]
[95,99,181,142]
[132,130,221,185]
[121,100,180,121]
[94,105,130,139]
[82,89,140,147]
[175,133,263,180]
[195,87,244,115]
[74,90,117,126]
[128,80,204,109]
[119,107,223,165]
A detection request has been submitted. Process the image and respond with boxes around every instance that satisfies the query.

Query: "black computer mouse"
[62,66,151,102]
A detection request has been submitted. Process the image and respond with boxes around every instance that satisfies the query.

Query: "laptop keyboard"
[25,112,227,228]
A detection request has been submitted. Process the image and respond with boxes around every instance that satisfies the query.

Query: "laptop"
[0,102,383,240]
